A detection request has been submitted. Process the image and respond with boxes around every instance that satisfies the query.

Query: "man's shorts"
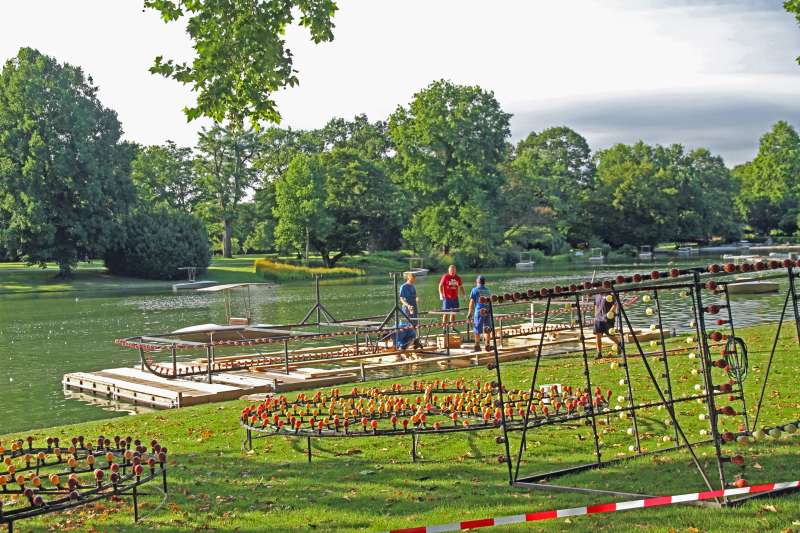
[593,320,611,335]
[474,314,493,335]
[442,298,459,310]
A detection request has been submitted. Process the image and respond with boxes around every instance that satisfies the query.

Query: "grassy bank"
[0,252,411,294]
[2,323,799,532]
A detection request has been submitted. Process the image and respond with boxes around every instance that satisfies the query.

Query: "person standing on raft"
[467,275,493,352]
[594,291,620,359]
[438,264,466,324]
[396,272,421,350]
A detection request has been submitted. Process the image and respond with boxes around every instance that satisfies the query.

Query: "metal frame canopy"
[484,260,800,506]
[196,283,273,325]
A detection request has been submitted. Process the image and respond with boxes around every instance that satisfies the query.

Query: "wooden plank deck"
[63,327,670,410]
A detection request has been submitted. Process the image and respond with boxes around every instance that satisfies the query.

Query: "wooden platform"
[64,326,669,411]
[62,366,357,410]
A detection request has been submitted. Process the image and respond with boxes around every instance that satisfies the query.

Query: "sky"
[1,0,800,165]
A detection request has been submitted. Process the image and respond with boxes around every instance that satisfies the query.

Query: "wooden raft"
[62,366,358,410]
[63,327,668,410]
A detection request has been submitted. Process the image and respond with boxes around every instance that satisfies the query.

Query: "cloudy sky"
[1,0,799,164]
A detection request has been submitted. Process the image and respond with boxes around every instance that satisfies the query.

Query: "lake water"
[1,259,794,434]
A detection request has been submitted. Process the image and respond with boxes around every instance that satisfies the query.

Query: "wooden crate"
[437,334,462,349]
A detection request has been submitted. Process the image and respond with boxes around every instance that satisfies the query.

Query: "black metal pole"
[307,436,312,463]
[133,485,139,522]
[514,296,552,481]
[787,266,800,343]
[171,345,177,378]
[488,301,514,485]
[206,346,213,384]
[575,293,603,465]
[691,273,728,500]
[611,287,641,453]
[316,274,322,325]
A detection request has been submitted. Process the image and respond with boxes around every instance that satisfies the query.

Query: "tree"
[735,121,800,235]
[273,148,400,266]
[506,127,596,248]
[195,124,261,257]
[388,80,510,263]
[0,48,135,276]
[104,208,210,280]
[593,142,739,247]
[319,148,401,260]
[131,141,200,211]
[273,153,330,263]
[145,0,337,126]
[319,114,392,162]
[244,184,277,253]
[255,127,324,181]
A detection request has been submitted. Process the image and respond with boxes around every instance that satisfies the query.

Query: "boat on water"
[515,251,535,271]
[171,283,295,341]
[405,257,429,276]
[727,278,780,294]
[589,247,604,264]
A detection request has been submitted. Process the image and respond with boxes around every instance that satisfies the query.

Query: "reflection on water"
[0,258,795,433]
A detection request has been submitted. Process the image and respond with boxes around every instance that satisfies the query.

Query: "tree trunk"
[329,251,345,267]
[304,226,310,265]
[222,218,233,258]
[56,260,73,279]
[320,250,331,268]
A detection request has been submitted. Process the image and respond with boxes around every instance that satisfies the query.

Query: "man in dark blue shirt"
[396,272,420,350]
[467,275,492,352]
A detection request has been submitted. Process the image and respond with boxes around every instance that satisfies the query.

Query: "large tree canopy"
[593,142,739,247]
[0,48,135,275]
[131,141,200,212]
[389,80,510,263]
[735,121,800,235]
[273,148,400,266]
[145,0,337,126]
[195,124,261,257]
[505,127,596,249]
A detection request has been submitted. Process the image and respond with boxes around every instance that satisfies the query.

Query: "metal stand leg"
[574,295,603,465]
[515,297,552,480]
[307,436,312,463]
[488,301,514,485]
[692,273,729,499]
[411,434,417,462]
[133,485,139,522]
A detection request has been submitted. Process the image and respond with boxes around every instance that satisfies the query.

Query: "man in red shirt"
[438,264,466,324]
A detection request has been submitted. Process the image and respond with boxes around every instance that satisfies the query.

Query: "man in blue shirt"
[396,272,420,350]
[466,275,492,352]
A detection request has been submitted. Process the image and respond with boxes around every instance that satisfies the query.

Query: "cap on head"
[477,275,486,284]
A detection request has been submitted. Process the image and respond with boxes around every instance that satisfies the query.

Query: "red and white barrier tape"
[381,480,800,533]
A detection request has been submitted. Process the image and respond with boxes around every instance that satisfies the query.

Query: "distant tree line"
[2,48,800,277]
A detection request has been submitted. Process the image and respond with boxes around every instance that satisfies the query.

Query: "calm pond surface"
[1,258,793,434]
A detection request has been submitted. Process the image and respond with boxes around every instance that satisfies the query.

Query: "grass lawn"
[2,322,799,532]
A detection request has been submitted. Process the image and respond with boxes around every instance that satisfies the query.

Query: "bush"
[254,259,364,281]
[104,210,210,280]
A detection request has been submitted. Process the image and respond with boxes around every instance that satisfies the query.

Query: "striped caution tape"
[381,480,800,533]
